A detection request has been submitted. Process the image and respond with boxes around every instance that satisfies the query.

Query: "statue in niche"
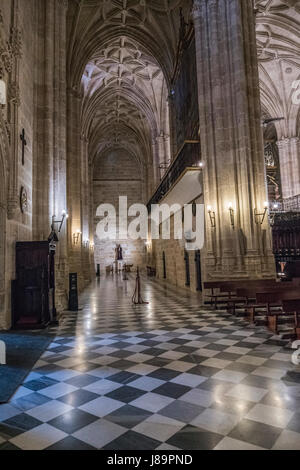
[115,244,123,261]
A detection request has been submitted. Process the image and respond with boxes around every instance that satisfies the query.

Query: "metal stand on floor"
[132,267,148,305]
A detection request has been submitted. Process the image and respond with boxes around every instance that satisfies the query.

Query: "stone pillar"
[192,0,275,280]
[277,137,300,199]
[54,0,69,311]
[67,88,85,291]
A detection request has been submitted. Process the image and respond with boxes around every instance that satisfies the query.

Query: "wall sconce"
[48,210,69,243]
[0,79,7,105]
[52,210,69,233]
[90,242,95,252]
[254,202,269,225]
[73,229,82,245]
[228,202,235,229]
[207,205,216,228]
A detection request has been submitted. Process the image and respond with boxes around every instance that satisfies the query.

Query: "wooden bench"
[222,280,278,314]
[256,291,300,335]
[106,265,113,275]
[124,264,133,273]
[282,299,300,339]
[204,279,277,310]
[225,279,300,317]
[147,266,156,277]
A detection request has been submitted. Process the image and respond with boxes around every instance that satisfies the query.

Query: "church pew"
[203,281,237,309]
[221,280,279,314]
[226,278,300,316]
[237,282,300,322]
[281,299,300,339]
[256,291,300,335]
[204,279,277,310]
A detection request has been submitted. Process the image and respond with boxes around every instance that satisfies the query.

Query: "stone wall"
[93,149,146,274]
[0,0,36,329]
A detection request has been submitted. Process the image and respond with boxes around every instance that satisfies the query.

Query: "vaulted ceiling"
[255,0,300,138]
[66,0,300,180]
[67,0,191,181]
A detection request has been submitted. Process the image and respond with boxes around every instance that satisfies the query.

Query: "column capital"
[277,137,300,148]
[57,0,68,10]
[191,0,202,21]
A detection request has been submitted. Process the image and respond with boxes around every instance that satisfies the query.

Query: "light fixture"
[0,79,7,105]
[228,202,235,228]
[254,202,269,225]
[207,205,216,228]
[272,203,279,210]
[48,210,69,243]
[73,229,82,245]
[199,162,203,168]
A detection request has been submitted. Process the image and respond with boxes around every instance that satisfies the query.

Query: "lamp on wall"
[254,202,269,225]
[207,205,216,228]
[48,210,68,243]
[73,229,82,245]
[0,79,7,106]
[228,202,235,229]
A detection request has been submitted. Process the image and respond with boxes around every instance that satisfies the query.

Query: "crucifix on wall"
[20,128,27,166]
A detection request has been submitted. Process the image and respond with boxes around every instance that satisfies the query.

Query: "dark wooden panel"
[12,242,51,329]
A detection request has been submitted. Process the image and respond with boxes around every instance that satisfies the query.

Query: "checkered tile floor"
[1,275,300,450]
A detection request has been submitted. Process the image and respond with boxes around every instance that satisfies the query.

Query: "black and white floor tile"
[1,275,300,450]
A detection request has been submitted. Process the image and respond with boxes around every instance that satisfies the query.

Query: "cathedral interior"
[0,0,300,452]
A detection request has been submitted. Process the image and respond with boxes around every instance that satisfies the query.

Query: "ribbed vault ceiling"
[66,0,300,175]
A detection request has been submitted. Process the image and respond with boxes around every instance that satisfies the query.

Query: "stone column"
[67,88,85,291]
[54,0,68,311]
[192,0,275,280]
[277,137,300,199]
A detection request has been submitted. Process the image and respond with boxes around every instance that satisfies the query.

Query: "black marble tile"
[65,374,99,388]
[160,400,204,423]
[145,357,170,367]
[105,405,152,429]
[188,365,220,378]
[48,409,98,434]
[148,368,180,381]
[11,392,51,411]
[167,425,223,450]
[229,419,282,449]
[3,413,42,432]
[103,431,161,450]
[24,376,59,391]
[152,382,190,399]
[0,441,21,450]
[109,372,140,385]
[46,436,97,450]
[106,386,146,403]
[58,389,100,407]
